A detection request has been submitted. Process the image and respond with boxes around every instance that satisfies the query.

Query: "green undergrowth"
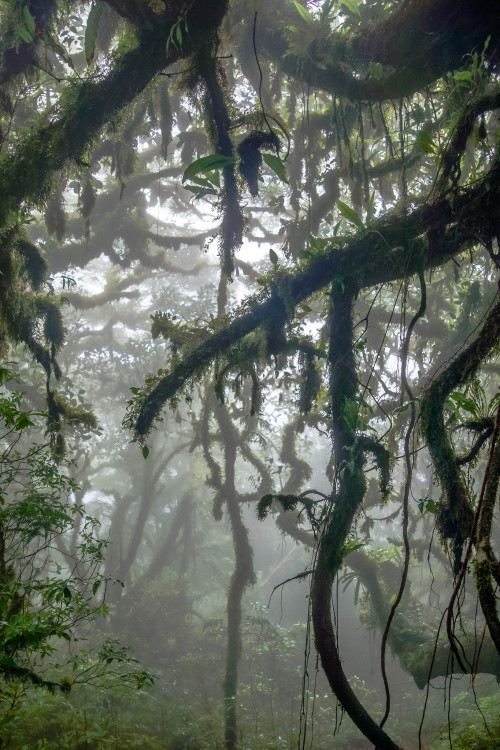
[430,690,500,750]
[2,656,500,749]
[2,684,222,750]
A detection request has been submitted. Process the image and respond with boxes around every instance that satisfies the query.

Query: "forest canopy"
[0,0,500,748]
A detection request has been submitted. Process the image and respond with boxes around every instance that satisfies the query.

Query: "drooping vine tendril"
[446,400,500,670]
[379,272,427,729]
[252,11,290,160]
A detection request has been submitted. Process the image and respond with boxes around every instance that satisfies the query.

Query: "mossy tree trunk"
[310,283,403,750]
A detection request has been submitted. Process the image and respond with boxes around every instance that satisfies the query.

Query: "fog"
[0,0,499,748]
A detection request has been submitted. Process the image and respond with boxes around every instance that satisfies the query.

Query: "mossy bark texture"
[310,284,402,750]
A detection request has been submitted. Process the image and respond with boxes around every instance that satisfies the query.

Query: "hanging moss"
[237,130,280,197]
[45,190,67,242]
[158,80,173,159]
[15,238,48,290]
[298,350,321,413]
[150,311,206,353]
[249,370,261,416]
[357,436,391,501]
[80,172,96,222]
[34,297,65,350]
[257,493,313,521]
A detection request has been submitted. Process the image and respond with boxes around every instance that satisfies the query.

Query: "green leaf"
[85,2,103,65]
[0,711,15,727]
[393,401,411,414]
[292,1,314,23]
[415,129,435,154]
[63,586,72,604]
[175,22,183,47]
[262,153,288,184]
[92,579,101,596]
[0,656,17,668]
[188,174,217,189]
[449,391,478,417]
[16,24,33,44]
[454,70,473,84]
[182,154,235,183]
[142,445,150,460]
[343,540,365,558]
[23,6,36,35]
[184,185,218,199]
[336,200,364,231]
[269,248,279,265]
[308,235,329,252]
[418,498,436,515]
[341,0,361,17]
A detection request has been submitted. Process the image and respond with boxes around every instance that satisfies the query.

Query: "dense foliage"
[0,0,499,748]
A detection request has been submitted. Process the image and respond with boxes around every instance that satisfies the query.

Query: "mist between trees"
[0,0,500,748]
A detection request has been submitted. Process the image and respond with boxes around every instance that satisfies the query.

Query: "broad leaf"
[182,154,235,183]
[185,187,218,200]
[85,2,103,65]
[269,248,279,265]
[23,6,36,35]
[176,22,183,47]
[416,129,435,154]
[343,540,365,558]
[336,200,364,231]
[16,24,33,44]
[292,1,314,23]
[262,153,288,184]
[341,0,361,17]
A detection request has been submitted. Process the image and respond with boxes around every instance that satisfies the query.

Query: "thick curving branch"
[0,0,230,225]
[131,157,500,439]
[473,404,500,655]
[250,0,500,101]
[420,295,500,573]
[310,282,402,749]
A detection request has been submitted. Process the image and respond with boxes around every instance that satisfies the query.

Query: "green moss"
[51,393,98,430]
[298,350,321,413]
[15,238,48,290]
[34,296,65,350]
[420,299,500,569]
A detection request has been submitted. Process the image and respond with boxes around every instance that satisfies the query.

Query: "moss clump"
[298,350,321,413]
[44,190,67,242]
[237,130,280,197]
[16,238,48,290]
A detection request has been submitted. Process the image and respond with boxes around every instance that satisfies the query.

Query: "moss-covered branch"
[474,404,500,655]
[420,296,500,571]
[309,284,401,749]
[0,0,230,224]
[131,157,500,439]
[0,0,61,89]
[254,0,500,101]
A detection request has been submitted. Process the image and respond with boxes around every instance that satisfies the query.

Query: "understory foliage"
[0,365,153,734]
[0,0,499,748]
